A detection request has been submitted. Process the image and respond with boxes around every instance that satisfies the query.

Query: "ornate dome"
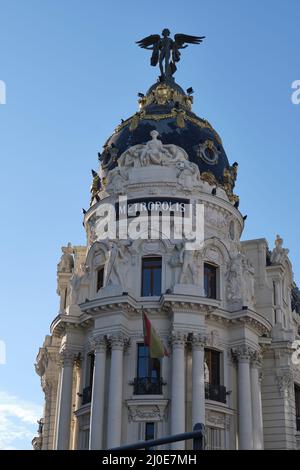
[98,79,238,200]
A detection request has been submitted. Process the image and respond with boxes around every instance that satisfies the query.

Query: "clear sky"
[0,0,299,449]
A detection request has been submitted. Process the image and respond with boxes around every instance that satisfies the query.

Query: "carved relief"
[118,130,189,168]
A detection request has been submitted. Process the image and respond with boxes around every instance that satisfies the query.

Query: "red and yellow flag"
[142,311,169,358]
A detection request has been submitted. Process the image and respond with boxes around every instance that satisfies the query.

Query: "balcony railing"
[133,377,163,395]
[205,382,227,404]
[82,385,92,405]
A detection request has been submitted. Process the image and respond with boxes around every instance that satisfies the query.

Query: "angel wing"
[136,34,161,49]
[174,34,205,48]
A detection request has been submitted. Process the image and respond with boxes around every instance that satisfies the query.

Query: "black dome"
[99,80,231,187]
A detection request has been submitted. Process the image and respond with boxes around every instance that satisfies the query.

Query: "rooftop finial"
[136,29,205,80]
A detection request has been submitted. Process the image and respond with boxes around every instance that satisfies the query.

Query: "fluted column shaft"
[72,356,82,449]
[233,346,253,450]
[107,335,127,448]
[55,350,75,450]
[192,334,206,428]
[171,332,186,450]
[89,335,107,449]
[251,353,264,450]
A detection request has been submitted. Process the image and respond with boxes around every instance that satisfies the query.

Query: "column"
[233,346,253,450]
[89,335,107,449]
[171,331,186,450]
[192,334,206,428]
[72,355,82,449]
[55,349,75,450]
[250,351,264,449]
[106,334,127,448]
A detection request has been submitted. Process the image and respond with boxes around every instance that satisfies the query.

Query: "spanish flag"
[142,311,169,358]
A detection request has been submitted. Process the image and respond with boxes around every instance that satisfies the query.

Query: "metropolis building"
[33,36,300,450]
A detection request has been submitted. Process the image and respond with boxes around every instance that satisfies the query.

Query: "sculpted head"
[150,130,159,139]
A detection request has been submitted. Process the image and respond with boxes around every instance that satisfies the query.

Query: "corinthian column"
[55,349,75,450]
[89,335,107,450]
[170,331,186,450]
[250,350,264,449]
[106,334,129,449]
[232,345,253,450]
[192,334,206,428]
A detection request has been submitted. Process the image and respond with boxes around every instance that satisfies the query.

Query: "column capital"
[250,349,263,368]
[191,333,207,351]
[58,348,77,367]
[109,333,130,351]
[231,345,255,363]
[170,331,187,348]
[89,334,107,353]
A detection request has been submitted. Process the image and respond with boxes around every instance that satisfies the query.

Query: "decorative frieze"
[127,400,169,423]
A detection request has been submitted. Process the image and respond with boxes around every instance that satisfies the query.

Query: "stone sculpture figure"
[104,240,132,289]
[226,251,243,300]
[57,243,74,273]
[270,234,289,264]
[242,257,255,307]
[178,243,198,284]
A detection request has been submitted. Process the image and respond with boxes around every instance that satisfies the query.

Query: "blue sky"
[0,0,299,449]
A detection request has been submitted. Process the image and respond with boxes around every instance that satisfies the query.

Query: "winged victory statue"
[136,29,205,79]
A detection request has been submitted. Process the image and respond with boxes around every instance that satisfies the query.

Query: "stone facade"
[34,80,300,451]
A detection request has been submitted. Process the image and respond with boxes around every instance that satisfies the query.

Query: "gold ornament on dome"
[223,162,238,194]
[153,83,173,104]
[172,108,186,128]
[138,83,193,111]
[201,171,218,186]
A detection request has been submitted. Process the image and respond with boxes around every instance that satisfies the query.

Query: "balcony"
[205,382,227,404]
[133,377,163,395]
[82,385,92,405]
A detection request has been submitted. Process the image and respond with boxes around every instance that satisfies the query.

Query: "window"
[295,384,300,431]
[204,263,217,299]
[205,349,220,385]
[145,422,155,441]
[82,353,94,405]
[204,348,226,403]
[134,343,162,395]
[141,257,162,296]
[97,267,104,292]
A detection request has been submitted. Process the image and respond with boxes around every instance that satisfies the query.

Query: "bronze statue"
[90,169,101,206]
[136,29,205,79]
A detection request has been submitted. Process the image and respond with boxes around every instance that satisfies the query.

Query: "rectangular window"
[205,348,220,385]
[145,422,155,441]
[204,263,217,299]
[142,257,162,296]
[204,348,226,403]
[82,353,94,405]
[97,267,104,292]
[135,343,162,395]
[295,384,300,431]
